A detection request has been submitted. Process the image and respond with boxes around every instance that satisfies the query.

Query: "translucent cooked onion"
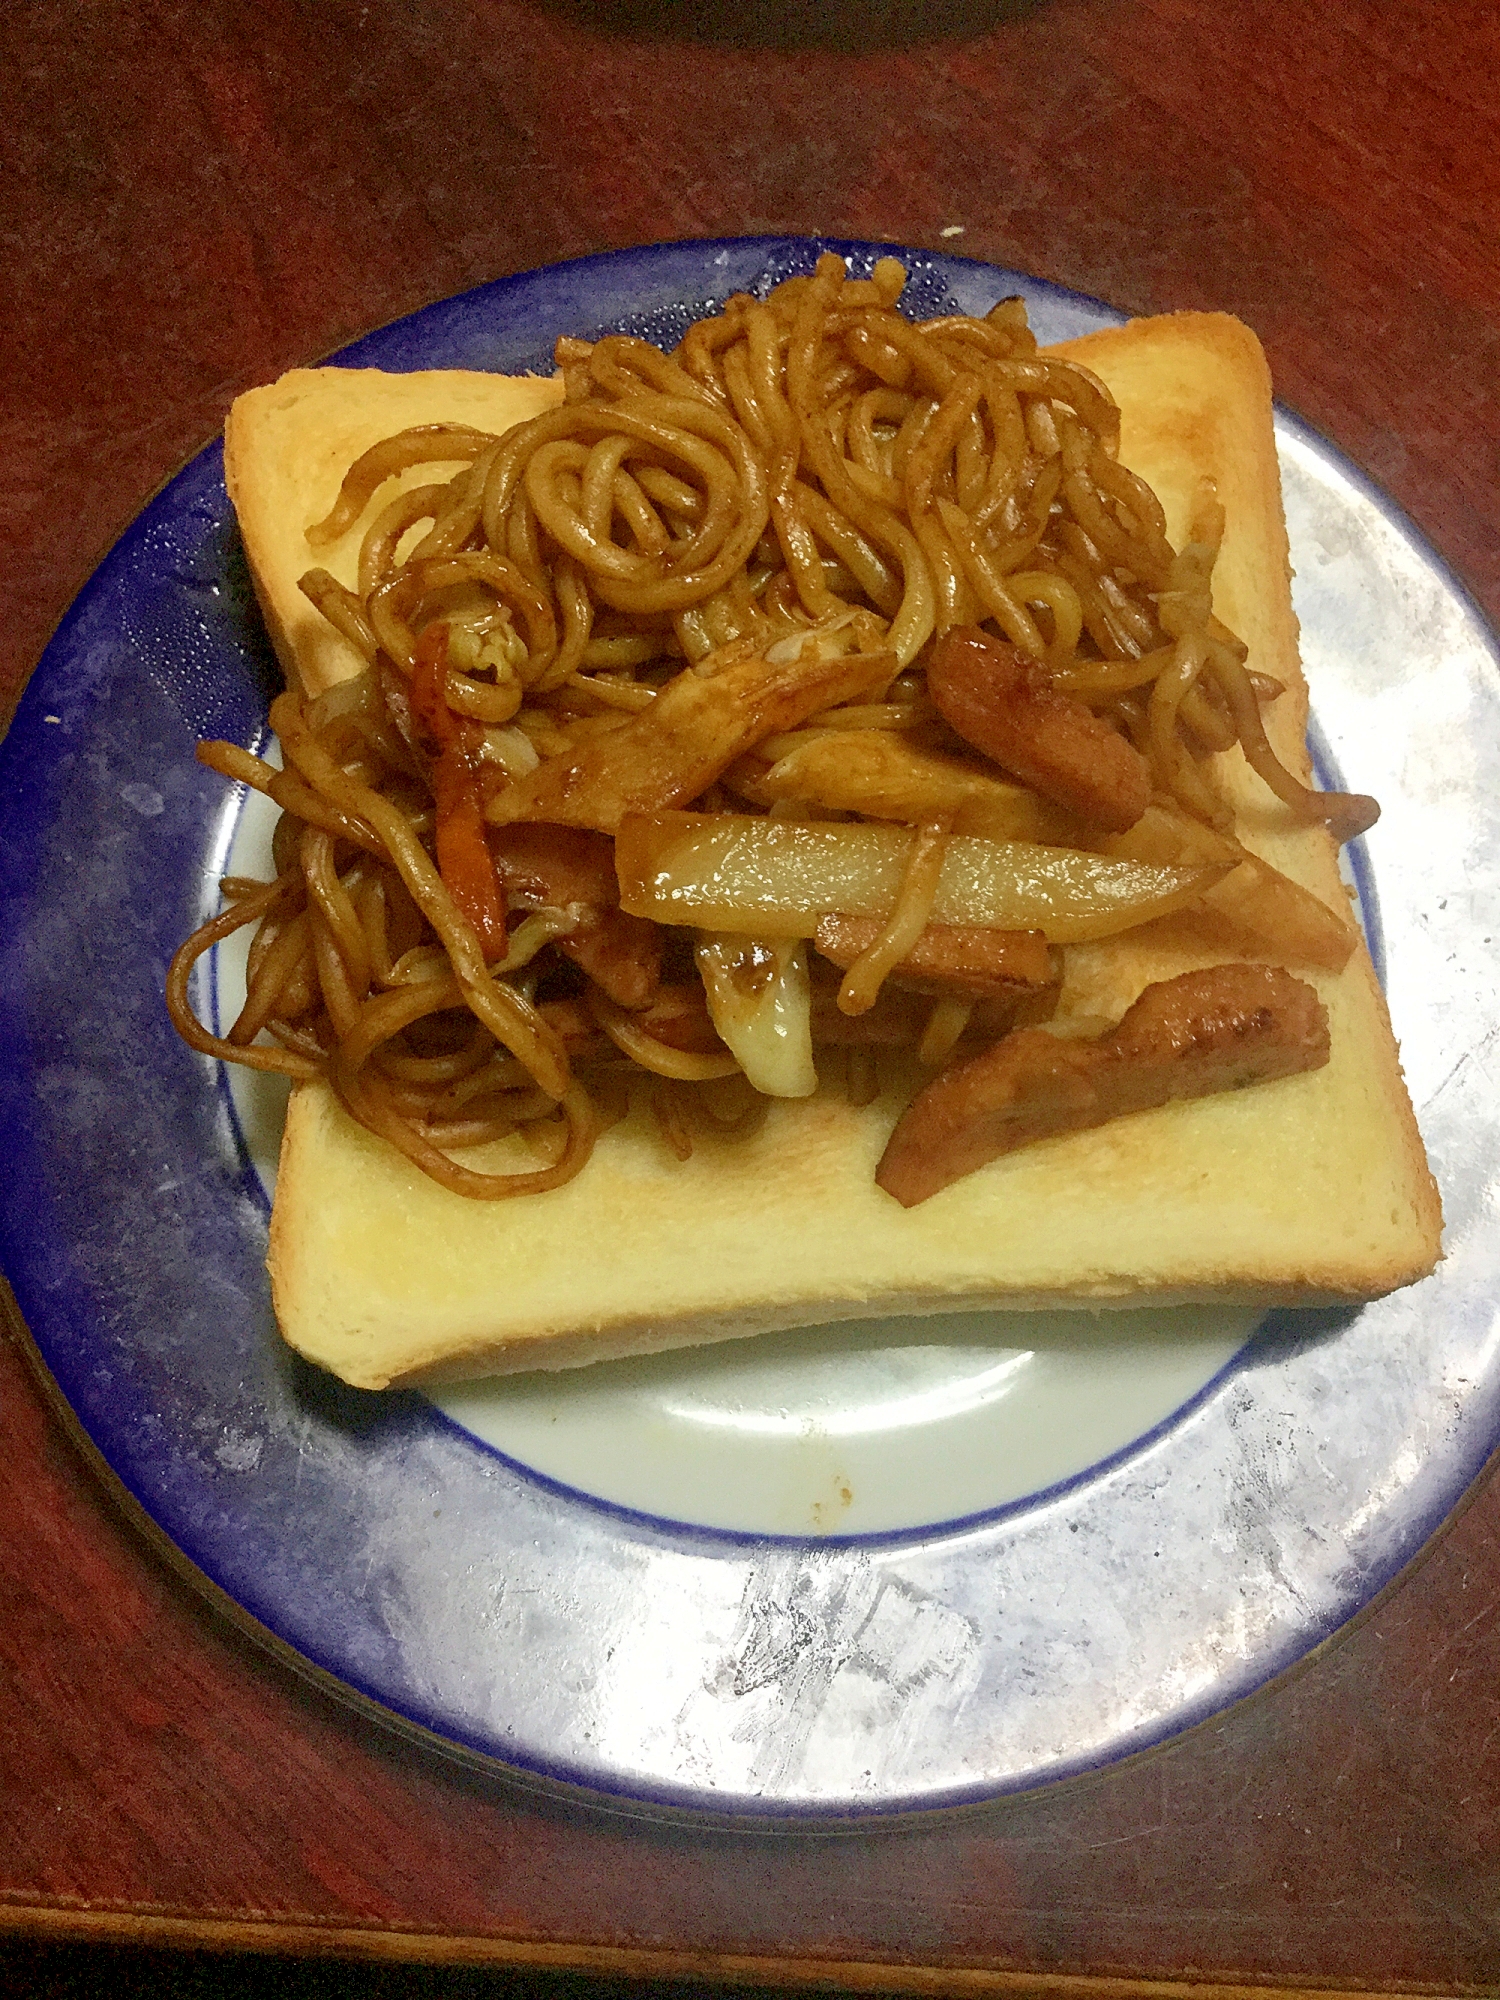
[616,811,1229,942]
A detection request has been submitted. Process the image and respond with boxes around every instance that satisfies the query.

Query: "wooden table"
[5,0,1500,1988]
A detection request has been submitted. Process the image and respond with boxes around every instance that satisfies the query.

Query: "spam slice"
[229,315,1441,1389]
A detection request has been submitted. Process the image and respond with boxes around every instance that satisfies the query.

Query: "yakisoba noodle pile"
[169,253,1374,1201]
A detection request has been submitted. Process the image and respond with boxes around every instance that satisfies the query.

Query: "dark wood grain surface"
[5,0,1500,1989]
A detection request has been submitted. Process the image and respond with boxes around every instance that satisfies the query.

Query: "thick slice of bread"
[227,318,1441,1390]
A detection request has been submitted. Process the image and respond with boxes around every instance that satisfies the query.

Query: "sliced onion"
[617,811,1228,943]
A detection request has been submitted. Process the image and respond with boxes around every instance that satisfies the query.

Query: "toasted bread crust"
[238,315,1441,1387]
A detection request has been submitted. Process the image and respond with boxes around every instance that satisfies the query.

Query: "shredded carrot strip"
[411,625,508,960]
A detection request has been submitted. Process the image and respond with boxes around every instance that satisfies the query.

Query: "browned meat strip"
[875,963,1329,1206]
[490,823,661,1009]
[536,998,606,1056]
[927,625,1151,833]
[634,984,731,1055]
[491,822,619,908]
[1101,964,1328,1089]
[559,910,661,1010]
[808,982,1051,1048]
[811,987,927,1047]
[813,915,1054,999]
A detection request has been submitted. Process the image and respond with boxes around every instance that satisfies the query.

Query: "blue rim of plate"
[1,236,1496,1822]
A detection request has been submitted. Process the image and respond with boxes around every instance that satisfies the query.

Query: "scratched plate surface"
[0,239,1496,1820]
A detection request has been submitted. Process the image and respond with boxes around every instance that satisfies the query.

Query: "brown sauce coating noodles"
[169,255,1376,1199]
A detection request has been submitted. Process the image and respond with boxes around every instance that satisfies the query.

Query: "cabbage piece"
[694,934,817,1097]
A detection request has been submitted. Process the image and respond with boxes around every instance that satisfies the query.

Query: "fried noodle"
[168,255,1373,1198]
